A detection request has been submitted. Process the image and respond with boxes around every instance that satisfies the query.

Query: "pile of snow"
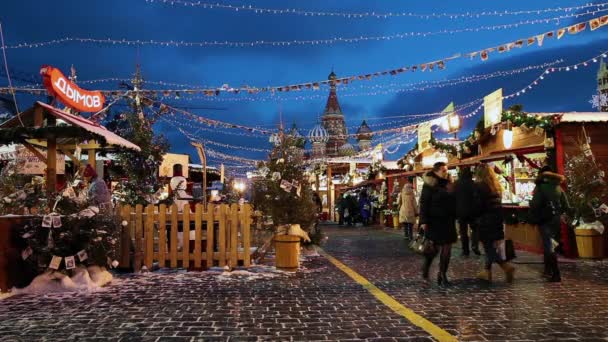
[213,265,295,282]
[12,266,113,296]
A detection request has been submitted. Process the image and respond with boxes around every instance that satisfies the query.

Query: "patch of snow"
[0,291,15,300]
[12,266,113,296]
[215,265,295,282]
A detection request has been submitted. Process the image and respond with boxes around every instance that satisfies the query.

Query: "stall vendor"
[83,164,111,209]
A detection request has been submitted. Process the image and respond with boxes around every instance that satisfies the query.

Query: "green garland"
[429,136,457,156]
[458,105,554,157]
[501,105,553,130]
[0,125,107,146]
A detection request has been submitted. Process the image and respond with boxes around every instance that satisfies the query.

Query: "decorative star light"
[589,93,608,110]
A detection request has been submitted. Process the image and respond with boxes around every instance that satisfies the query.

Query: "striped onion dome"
[339,142,356,156]
[308,123,329,143]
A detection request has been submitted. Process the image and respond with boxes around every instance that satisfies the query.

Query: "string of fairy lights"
[5,12,607,50]
[3,15,606,104]
[144,0,608,20]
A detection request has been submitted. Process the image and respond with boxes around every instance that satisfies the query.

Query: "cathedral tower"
[321,71,347,157]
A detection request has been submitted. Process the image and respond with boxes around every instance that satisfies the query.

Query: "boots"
[499,262,515,283]
[543,254,552,279]
[477,269,492,282]
[548,254,561,282]
[438,254,451,286]
[422,255,433,280]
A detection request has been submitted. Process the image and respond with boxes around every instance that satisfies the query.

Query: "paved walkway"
[321,225,608,341]
[0,225,606,341]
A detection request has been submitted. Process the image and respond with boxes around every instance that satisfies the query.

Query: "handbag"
[409,229,436,255]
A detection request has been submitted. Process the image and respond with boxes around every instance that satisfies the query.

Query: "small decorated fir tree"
[105,68,170,206]
[252,130,317,237]
[564,135,608,224]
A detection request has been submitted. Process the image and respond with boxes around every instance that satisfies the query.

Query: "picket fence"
[118,204,252,272]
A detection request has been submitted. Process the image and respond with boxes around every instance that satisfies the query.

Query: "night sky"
[1,0,608,173]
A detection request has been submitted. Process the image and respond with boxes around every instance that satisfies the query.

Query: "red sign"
[40,66,105,112]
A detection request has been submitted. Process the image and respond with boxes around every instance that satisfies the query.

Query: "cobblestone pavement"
[1,225,607,341]
[321,225,608,341]
[0,250,431,341]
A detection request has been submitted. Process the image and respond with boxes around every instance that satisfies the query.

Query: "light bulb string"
[143,0,608,21]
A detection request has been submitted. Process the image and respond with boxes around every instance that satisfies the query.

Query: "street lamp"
[234,181,246,193]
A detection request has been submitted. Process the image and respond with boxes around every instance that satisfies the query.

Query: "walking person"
[472,164,515,283]
[359,189,372,226]
[337,194,346,226]
[454,167,481,256]
[529,166,569,282]
[419,162,457,286]
[399,178,418,240]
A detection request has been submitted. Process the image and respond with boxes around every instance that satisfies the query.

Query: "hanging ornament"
[272,172,282,181]
[490,125,497,136]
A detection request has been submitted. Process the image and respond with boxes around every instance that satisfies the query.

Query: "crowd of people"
[336,189,374,227]
[415,161,568,285]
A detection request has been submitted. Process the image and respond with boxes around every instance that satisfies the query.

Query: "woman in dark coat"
[358,190,372,226]
[419,162,457,286]
[528,166,569,282]
[472,164,515,283]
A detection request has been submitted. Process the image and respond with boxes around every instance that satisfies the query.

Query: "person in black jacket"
[473,164,515,283]
[454,167,481,256]
[529,165,569,282]
[419,162,457,286]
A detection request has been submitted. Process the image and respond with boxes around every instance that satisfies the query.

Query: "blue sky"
[1,0,608,171]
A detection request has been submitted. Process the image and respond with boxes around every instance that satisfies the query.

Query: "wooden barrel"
[274,235,300,271]
[575,228,605,259]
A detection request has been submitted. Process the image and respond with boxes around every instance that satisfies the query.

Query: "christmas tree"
[251,128,318,240]
[564,134,608,223]
[105,66,170,206]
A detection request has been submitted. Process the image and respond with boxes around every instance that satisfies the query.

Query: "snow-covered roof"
[533,112,608,123]
[382,161,400,170]
[1,102,140,151]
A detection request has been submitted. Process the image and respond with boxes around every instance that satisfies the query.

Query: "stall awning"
[387,169,428,178]
[1,102,140,151]
[344,178,384,191]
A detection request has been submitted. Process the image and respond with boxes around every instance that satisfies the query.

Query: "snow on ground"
[0,291,14,301]
[10,266,114,296]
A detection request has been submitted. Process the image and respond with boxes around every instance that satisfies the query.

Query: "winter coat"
[454,172,477,220]
[472,182,505,242]
[398,183,418,224]
[87,178,112,207]
[419,172,457,244]
[529,171,569,225]
[359,196,371,219]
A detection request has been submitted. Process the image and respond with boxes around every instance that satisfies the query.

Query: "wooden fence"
[118,204,252,272]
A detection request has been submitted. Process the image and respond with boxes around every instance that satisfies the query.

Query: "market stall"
[458,109,608,257]
[0,101,140,292]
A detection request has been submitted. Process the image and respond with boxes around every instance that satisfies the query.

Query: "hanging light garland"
[3,16,606,102]
[143,0,608,21]
[6,13,608,51]
[160,116,272,152]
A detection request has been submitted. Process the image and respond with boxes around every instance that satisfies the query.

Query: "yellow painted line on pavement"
[317,247,457,342]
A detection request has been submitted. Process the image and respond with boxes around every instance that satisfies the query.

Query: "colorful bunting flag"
[527,37,535,46]
[481,50,489,61]
[536,34,545,47]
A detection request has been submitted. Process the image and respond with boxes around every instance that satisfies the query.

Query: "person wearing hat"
[83,164,111,208]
